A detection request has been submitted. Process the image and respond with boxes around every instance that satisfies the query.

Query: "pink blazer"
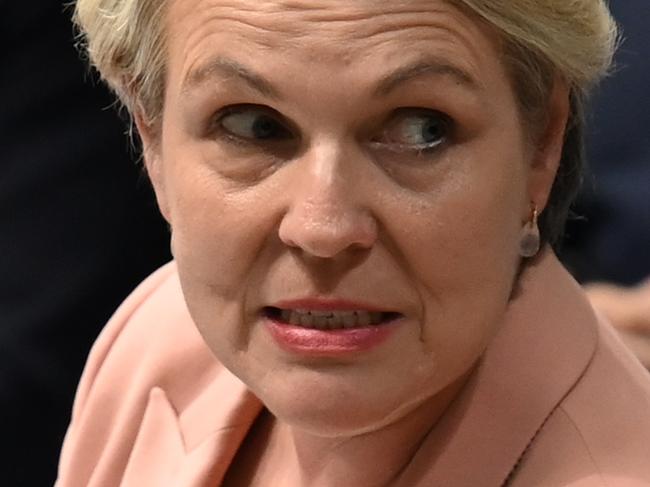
[56,253,650,486]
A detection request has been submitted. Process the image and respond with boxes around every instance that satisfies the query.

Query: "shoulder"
[70,263,182,401]
[56,263,232,486]
[513,318,650,486]
[70,262,218,416]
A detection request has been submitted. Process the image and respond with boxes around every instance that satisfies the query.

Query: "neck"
[259,373,470,487]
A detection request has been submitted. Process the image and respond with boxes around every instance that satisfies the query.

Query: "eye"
[217,104,293,142]
[373,108,452,152]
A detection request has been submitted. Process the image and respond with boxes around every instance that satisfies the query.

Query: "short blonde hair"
[74,0,618,246]
[75,0,167,123]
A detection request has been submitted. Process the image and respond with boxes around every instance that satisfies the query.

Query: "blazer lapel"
[119,370,262,487]
[174,368,263,487]
[120,387,186,486]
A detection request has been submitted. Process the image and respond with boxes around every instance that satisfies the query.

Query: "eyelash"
[211,105,289,143]
[371,109,453,154]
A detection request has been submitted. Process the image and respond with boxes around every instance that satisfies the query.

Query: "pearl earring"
[519,205,540,258]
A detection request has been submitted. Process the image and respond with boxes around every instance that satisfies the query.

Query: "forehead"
[167,1,483,40]
[165,0,497,74]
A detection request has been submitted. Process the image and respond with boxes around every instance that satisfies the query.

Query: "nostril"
[278,206,378,258]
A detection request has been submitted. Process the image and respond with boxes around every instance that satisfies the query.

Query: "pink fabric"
[56,253,650,486]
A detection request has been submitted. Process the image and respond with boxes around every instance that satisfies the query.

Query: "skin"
[137,0,569,485]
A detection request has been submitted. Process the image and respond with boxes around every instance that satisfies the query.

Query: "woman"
[57,0,650,485]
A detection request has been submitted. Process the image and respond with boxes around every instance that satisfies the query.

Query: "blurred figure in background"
[560,0,650,367]
[0,2,170,485]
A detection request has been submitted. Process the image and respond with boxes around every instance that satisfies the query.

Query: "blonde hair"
[75,0,167,124]
[74,0,618,245]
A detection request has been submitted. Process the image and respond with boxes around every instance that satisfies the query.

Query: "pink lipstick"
[262,299,402,356]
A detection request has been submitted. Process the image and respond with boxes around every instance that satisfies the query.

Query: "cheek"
[164,152,275,290]
[398,163,524,280]
[393,153,527,367]
[159,144,284,354]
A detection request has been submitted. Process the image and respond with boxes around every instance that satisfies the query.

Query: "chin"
[244,365,442,437]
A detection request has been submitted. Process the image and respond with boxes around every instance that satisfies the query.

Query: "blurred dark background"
[1,2,171,485]
[560,0,650,285]
[0,0,647,485]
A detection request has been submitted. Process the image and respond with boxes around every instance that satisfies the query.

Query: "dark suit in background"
[0,2,170,485]
[560,0,650,285]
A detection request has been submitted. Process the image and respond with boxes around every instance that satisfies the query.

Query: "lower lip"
[264,317,401,356]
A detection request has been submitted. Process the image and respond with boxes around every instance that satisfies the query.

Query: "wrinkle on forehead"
[167,0,492,67]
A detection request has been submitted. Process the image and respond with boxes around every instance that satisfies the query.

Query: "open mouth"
[263,307,402,330]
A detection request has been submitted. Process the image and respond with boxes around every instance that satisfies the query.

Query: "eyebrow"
[373,58,479,96]
[182,57,280,99]
[181,55,478,100]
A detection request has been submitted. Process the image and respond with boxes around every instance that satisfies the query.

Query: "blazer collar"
[172,251,598,486]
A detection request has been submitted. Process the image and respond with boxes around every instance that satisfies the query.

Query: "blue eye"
[377,109,451,152]
[400,116,446,145]
[218,105,292,141]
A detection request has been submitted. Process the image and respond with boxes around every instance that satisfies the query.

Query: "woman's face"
[145,0,564,434]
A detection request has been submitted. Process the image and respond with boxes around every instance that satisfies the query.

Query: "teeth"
[342,313,356,329]
[300,314,313,328]
[279,309,386,329]
[326,315,341,329]
[313,315,328,329]
[289,312,301,326]
[311,311,333,318]
[357,312,370,327]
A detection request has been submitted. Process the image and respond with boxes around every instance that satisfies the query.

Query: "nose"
[278,145,378,259]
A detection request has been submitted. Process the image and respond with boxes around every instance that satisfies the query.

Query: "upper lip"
[270,298,394,312]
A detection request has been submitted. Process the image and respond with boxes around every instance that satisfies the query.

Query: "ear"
[134,108,172,224]
[526,78,571,212]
